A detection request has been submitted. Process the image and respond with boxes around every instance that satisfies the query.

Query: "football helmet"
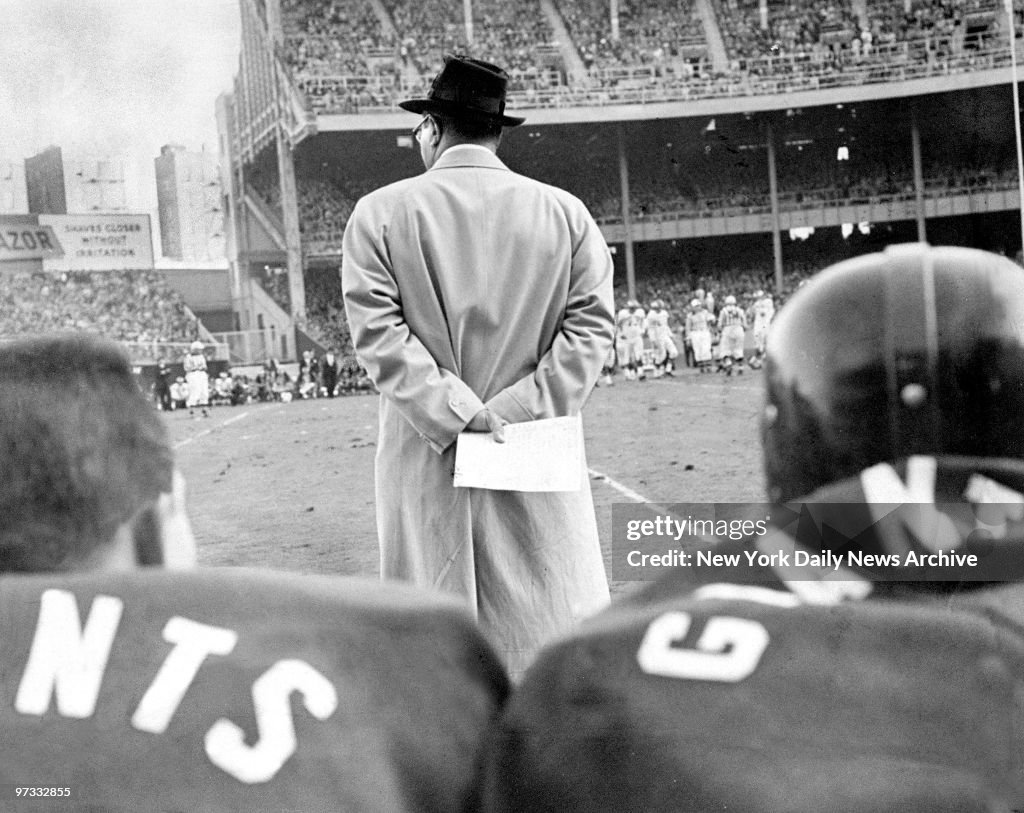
[762,244,1024,503]
[724,295,737,306]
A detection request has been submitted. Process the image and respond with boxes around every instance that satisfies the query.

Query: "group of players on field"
[605,288,776,382]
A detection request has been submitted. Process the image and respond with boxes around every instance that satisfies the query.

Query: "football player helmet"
[724,295,737,305]
[762,244,1024,503]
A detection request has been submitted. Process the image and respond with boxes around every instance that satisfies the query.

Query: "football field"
[167,368,766,596]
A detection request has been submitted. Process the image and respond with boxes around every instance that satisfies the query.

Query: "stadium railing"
[122,340,231,365]
[290,32,1017,114]
[210,329,282,366]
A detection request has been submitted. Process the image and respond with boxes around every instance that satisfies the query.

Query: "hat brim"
[399,98,525,127]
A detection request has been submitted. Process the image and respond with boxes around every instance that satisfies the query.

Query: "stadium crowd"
[0,270,199,355]
[275,0,1016,113]
[290,162,1016,255]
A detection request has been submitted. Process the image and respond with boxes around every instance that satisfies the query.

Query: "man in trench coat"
[341,55,614,677]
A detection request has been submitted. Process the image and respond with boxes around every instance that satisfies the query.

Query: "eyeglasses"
[412,116,433,139]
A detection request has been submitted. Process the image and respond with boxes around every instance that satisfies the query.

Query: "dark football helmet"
[762,243,1024,503]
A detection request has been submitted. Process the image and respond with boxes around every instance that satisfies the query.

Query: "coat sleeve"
[485,200,615,423]
[342,198,486,454]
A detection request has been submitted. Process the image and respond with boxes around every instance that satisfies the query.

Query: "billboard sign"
[40,213,154,271]
[0,215,64,263]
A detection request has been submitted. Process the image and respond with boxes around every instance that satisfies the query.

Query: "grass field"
[167,367,767,596]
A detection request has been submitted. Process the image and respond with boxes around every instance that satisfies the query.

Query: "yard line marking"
[686,381,761,393]
[588,468,651,503]
[173,409,265,449]
[174,428,213,449]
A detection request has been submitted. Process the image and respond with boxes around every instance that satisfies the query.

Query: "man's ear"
[144,469,198,569]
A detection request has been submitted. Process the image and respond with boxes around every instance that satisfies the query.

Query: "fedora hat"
[399,54,525,127]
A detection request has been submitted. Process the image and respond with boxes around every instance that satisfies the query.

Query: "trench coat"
[342,145,615,676]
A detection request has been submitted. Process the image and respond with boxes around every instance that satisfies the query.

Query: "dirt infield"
[168,367,766,597]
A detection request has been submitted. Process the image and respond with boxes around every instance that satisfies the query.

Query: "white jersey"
[645,308,672,342]
[750,295,775,328]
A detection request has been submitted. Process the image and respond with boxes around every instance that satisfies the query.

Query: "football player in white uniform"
[183,340,211,418]
[747,289,775,369]
[716,295,747,375]
[684,299,714,373]
[616,300,647,380]
[644,300,678,378]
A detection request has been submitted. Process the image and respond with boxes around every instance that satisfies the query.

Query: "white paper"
[453,415,584,492]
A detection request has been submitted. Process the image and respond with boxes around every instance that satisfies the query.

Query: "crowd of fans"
[272,0,1017,114]
[286,158,1018,257]
[0,270,200,357]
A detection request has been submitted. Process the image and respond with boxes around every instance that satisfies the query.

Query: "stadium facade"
[217,0,1024,362]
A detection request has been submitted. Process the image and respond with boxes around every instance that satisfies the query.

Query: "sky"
[1,0,241,158]
[1,0,242,218]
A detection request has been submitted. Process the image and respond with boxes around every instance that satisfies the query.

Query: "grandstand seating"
[276,0,1019,113]
[250,0,1024,360]
[0,271,199,361]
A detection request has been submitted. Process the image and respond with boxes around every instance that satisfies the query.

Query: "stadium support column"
[617,123,636,301]
[610,0,619,41]
[765,120,783,295]
[911,105,926,243]
[464,0,474,44]
[276,129,307,343]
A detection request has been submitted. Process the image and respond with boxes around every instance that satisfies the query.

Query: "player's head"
[762,244,1024,503]
[190,340,203,353]
[754,289,765,298]
[0,334,197,572]
[690,298,701,309]
[627,299,639,310]
[650,299,662,310]
[724,295,736,306]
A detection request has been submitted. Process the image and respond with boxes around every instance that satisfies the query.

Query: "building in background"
[0,159,27,214]
[154,144,225,262]
[25,146,129,215]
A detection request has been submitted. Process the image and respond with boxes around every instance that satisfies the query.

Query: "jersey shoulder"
[484,577,1024,811]
[2,569,508,812]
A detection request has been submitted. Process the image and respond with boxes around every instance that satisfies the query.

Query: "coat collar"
[429,144,509,172]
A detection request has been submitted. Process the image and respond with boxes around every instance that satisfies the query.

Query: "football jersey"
[644,309,671,341]
[0,568,508,812]
[717,304,747,330]
[483,458,1024,812]
[685,309,713,334]
[750,295,775,325]
[622,309,646,341]
[183,352,207,374]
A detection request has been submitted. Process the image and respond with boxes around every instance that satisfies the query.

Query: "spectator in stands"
[342,54,614,678]
[0,332,509,810]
